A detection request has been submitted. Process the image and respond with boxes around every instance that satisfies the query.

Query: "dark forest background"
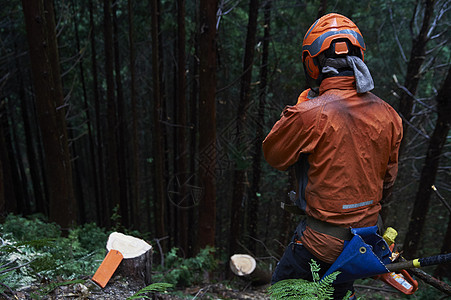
[0,0,450,276]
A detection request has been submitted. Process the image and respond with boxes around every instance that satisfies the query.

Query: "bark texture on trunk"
[197,0,218,250]
[151,0,167,243]
[230,0,259,256]
[22,0,77,228]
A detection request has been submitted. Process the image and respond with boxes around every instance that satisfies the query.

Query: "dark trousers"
[272,238,355,300]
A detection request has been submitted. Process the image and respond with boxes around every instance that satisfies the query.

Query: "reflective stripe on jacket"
[262,76,402,262]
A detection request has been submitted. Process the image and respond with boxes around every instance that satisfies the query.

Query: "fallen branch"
[393,255,451,295]
[192,285,212,300]
[407,268,451,295]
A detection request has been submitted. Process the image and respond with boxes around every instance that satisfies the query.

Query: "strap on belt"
[306,216,353,241]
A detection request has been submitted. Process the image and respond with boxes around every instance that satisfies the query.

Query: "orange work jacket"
[262,76,403,263]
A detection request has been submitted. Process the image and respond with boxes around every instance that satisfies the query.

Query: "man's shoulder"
[363,92,403,127]
[362,92,393,105]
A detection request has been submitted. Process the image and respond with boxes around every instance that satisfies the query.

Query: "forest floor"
[9,274,411,300]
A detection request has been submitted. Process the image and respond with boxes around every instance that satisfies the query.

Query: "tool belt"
[282,196,393,284]
[306,216,353,241]
[281,201,353,240]
[282,199,384,240]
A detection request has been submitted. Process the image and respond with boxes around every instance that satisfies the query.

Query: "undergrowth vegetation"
[1,214,450,299]
[153,247,217,286]
[0,214,217,298]
[0,214,108,292]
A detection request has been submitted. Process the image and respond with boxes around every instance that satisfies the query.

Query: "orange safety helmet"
[302,13,366,86]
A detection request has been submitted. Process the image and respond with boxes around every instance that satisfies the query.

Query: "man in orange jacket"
[263,13,403,299]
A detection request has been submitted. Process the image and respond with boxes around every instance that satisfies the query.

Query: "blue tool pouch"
[321,225,392,283]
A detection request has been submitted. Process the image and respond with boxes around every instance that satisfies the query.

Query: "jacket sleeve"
[383,112,403,191]
[262,104,320,171]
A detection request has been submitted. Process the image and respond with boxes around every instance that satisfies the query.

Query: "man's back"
[267,13,403,299]
[262,76,402,262]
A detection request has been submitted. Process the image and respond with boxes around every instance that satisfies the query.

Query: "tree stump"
[92,232,153,288]
[116,248,153,286]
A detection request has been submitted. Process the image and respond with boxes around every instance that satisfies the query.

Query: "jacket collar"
[319,76,356,95]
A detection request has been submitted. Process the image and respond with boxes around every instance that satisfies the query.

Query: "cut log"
[230,254,256,276]
[230,254,272,285]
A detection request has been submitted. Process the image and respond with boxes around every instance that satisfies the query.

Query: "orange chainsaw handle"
[400,269,419,293]
[375,269,418,295]
[374,243,418,295]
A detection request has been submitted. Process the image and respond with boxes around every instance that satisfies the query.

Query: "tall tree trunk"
[68,125,85,224]
[229,0,259,256]
[103,0,120,226]
[21,0,77,229]
[10,101,31,214]
[197,0,218,251]
[151,0,167,242]
[188,10,199,258]
[398,0,436,154]
[403,65,451,258]
[112,1,130,228]
[69,0,86,224]
[89,0,107,226]
[0,102,18,214]
[127,0,141,230]
[171,38,178,249]
[16,51,45,214]
[158,0,171,249]
[72,0,100,222]
[4,117,25,214]
[247,0,271,254]
[176,0,189,255]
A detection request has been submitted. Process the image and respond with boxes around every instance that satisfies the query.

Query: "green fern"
[267,259,340,300]
[126,283,174,299]
[310,259,321,282]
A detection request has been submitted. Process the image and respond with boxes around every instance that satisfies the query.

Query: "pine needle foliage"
[267,259,340,300]
[126,283,174,300]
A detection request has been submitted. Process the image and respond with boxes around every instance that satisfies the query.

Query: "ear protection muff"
[304,55,320,80]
